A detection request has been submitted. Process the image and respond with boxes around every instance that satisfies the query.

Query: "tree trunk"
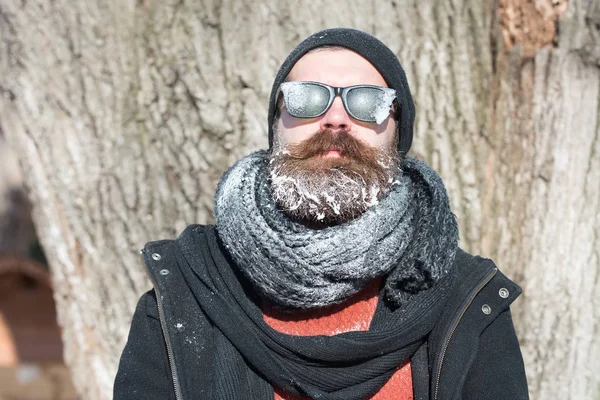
[0,0,598,399]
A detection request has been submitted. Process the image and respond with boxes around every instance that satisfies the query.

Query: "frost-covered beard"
[268,129,401,226]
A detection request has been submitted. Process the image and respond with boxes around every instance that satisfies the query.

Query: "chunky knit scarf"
[214,150,458,310]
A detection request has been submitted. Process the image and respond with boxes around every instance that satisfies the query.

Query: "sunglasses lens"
[282,82,330,118]
[345,87,390,122]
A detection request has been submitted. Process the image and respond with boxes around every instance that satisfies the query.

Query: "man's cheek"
[278,129,309,147]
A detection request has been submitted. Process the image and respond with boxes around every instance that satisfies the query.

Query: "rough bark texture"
[0,0,598,399]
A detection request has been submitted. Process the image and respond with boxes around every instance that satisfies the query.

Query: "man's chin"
[301,155,354,171]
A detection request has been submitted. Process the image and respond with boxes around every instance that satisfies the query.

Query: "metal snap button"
[152,253,161,261]
[159,269,170,276]
[481,304,492,315]
[499,288,509,298]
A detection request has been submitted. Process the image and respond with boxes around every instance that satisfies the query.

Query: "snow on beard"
[268,128,401,226]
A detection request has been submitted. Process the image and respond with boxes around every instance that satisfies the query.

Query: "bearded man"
[114,28,529,400]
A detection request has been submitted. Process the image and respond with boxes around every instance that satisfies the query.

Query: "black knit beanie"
[267,28,415,156]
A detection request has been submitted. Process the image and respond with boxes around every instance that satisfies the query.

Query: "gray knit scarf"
[214,150,458,310]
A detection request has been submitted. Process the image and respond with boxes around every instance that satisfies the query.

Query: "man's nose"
[320,97,352,131]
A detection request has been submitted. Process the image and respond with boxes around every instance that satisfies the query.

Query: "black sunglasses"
[279,81,397,124]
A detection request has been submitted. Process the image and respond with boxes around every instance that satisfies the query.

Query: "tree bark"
[0,0,598,399]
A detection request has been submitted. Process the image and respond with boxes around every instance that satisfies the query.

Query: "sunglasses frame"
[279,81,397,123]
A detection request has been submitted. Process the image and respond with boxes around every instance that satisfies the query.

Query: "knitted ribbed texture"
[214,150,459,310]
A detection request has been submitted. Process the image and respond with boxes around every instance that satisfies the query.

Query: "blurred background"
[0,128,77,398]
[0,0,598,399]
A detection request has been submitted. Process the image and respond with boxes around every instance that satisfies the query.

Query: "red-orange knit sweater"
[262,279,413,400]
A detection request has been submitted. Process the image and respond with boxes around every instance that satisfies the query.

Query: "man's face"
[275,49,397,150]
[269,49,400,226]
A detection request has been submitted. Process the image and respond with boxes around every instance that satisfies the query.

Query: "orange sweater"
[262,279,413,400]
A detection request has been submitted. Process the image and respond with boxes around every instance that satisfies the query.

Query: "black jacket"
[114,225,528,400]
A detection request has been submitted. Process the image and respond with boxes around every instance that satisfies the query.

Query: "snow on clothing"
[267,28,416,156]
[114,27,529,399]
[213,151,459,311]
[113,225,529,400]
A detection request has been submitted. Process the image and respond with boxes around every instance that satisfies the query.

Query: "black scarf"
[175,226,456,399]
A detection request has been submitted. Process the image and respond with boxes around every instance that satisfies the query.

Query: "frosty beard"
[268,128,401,226]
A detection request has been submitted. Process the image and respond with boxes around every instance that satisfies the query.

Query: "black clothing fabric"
[114,225,529,400]
[267,28,415,156]
[185,225,455,399]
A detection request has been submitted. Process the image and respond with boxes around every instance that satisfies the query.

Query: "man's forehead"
[287,48,388,88]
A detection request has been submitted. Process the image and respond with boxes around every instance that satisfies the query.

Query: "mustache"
[268,128,400,226]
[283,129,380,161]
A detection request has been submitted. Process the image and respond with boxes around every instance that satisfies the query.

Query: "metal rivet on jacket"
[152,253,162,261]
[481,304,491,315]
[499,288,509,298]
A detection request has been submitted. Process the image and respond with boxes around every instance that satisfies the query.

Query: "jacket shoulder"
[140,224,215,277]
[454,248,521,298]
[141,224,215,250]
[444,248,523,340]
[454,248,496,271]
